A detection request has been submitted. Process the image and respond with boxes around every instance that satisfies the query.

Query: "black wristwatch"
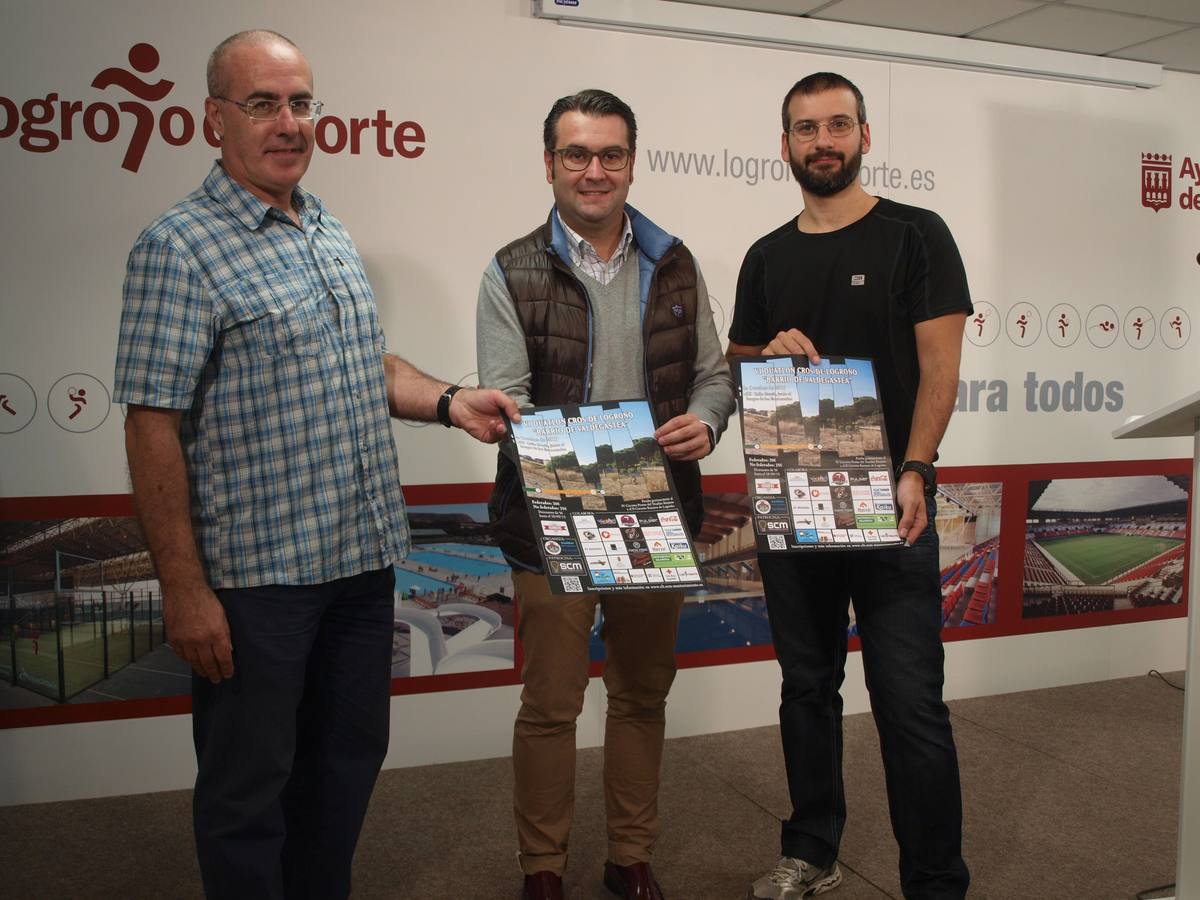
[437,385,462,428]
[896,460,936,491]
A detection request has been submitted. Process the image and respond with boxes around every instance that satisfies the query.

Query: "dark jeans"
[192,567,394,900]
[759,498,969,900]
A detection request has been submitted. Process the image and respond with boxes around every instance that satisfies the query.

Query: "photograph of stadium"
[587,480,1001,661]
[924,482,1002,630]
[1023,475,1189,619]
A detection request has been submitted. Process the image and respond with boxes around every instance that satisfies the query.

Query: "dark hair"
[207,30,302,98]
[543,89,637,152]
[780,72,867,132]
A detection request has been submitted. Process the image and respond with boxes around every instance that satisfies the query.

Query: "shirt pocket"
[325,254,385,352]
[219,269,326,358]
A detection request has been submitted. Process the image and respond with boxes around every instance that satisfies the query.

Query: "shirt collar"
[202,161,322,231]
[555,210,633,268]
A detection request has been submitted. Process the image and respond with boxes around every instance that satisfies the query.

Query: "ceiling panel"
[1063,0,1200,25]
[810,0,1043,37]
[968,4,1185,53]
[664,0,1199,74]
[1111,26,1200,69]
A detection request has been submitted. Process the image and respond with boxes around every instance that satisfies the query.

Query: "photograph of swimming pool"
[392,504,516,679]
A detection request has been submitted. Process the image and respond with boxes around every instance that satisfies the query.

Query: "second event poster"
[735,356,903,551]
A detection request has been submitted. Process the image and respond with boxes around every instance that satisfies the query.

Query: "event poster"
[506,400,705,594]
[735,356,903,551]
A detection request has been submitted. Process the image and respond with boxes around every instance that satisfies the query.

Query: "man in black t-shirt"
[728,73,971,900]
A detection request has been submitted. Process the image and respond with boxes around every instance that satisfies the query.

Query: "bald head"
[206,29,303,98]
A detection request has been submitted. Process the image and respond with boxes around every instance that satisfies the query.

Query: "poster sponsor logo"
[1,42,426,173]
[756,518,792,533]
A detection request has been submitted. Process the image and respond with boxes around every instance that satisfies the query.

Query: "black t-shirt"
[729,197,972,461]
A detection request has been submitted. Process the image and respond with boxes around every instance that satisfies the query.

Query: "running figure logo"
[91,43,176,173]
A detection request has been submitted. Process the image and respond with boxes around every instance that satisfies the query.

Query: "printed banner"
[734,356,902,550]
[506,400,705,594]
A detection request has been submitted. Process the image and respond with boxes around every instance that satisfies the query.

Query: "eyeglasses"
[214,96,324,121]
[788,117,859,142]
[552,146,631,171]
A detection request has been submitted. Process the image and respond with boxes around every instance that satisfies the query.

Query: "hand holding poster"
[734,356,903,551]
[505,400,706,594]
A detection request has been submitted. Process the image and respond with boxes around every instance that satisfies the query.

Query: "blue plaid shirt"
[115,162,410,588]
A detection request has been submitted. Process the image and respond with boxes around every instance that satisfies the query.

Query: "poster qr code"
[562,576,583,593]
[767,534,787,550]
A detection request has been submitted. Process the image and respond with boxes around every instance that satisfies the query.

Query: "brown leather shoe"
[523,870,563,900]
[603,861,665,899]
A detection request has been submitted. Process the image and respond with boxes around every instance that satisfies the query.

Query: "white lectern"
[1114,390,1200,900]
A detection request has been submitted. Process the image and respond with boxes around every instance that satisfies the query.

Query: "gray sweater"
[475,241,735,440]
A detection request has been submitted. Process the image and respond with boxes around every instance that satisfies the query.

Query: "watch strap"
[437,385,462,428]
[896,459,936,490]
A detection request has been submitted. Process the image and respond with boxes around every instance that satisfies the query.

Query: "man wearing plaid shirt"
[114,30,516,900]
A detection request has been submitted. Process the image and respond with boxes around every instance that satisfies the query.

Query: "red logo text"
[0,43,426,174]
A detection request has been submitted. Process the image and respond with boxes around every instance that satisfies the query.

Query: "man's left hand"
[655,413,712,461]
[896,470,929,545]
[450,388,521,443]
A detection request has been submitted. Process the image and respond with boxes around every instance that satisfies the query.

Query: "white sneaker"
[748,857,843,899]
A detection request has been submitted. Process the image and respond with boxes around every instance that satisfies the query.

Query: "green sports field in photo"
[1038,533,1183,585]
[11,617,153,700]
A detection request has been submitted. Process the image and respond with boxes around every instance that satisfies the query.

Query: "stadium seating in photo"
[940,539,999,627]
[1023,540,1069,587]
[1022,524,1186,618]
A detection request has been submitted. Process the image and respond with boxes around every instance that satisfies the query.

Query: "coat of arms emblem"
[1142,152,1172,212]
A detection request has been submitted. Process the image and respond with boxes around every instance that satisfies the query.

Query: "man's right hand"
[165,585,234,683]
[763,328,822,363]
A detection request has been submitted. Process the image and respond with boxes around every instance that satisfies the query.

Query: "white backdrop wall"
[0,0,1193,804]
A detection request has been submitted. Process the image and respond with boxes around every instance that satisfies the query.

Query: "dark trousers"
[192,567,394,900]
[759,499,969,900]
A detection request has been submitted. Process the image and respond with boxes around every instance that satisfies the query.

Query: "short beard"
[790,146,863,197]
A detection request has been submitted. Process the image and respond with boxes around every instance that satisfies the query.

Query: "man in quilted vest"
[476,89,735,900]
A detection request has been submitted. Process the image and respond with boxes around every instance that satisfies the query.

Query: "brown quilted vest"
[488,216,704,569]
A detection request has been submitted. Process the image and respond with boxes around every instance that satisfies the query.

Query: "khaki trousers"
[511,570,684,876]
